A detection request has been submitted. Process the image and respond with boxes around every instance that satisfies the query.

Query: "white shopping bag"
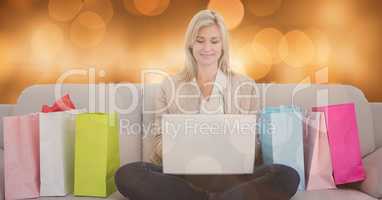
[39,110,83,196]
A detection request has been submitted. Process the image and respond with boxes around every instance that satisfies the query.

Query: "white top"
[192,69,227,114]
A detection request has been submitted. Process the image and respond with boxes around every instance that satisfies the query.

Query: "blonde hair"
[177,9,231,81]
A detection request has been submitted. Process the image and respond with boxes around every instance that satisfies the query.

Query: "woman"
[115,10,300,200]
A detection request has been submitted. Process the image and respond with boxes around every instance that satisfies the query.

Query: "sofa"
[0,83,382,200]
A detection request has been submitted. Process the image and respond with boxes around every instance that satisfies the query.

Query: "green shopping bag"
[74,113,120,197]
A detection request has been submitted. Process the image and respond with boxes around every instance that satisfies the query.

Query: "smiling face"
[192,24,223,68]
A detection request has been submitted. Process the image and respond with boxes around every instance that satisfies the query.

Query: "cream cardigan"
[150,70,261,166]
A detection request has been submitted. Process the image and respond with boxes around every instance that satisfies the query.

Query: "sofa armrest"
[0,104,15,149]
[0,105,14,115]
[359,147,382,198]
[370,103,382,148]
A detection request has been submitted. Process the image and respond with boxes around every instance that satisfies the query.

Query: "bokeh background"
[0,0,381,103]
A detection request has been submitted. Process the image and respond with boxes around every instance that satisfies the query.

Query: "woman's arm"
[150,79,171,166]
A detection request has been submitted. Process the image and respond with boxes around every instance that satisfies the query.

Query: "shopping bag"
[313,103,366,185]
[39,110,84,196]
[3,113,40,200]
[41,94,76,113]
[74,113,120,197]
[303,112,336,190]
[260,106,305,191]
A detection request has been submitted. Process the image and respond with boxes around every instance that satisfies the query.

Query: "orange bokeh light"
[252,28,283,65]
[208,0,245,30]
[305,28,331,67]
[279,30,315,68]
[7,0,33,11]
[48,0,83,22]
[83,0,114,23]
[247,0,282,17]
[70,11,106,48]
[133,0,170,16]
[230,57,247,75]
[30,23,64,64]
[0,34,15,81]
[123,0,143,16]
[273,65,307,83]
[235,44,272,80]
[0,34,12,65]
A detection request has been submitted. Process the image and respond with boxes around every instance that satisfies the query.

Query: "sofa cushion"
[359,147,382,198]
[112,84,143,165]
[258,84,375,157]
[13,84,142,165]
[38,192,126,200]
[0,148,376,200]
[370,103,382,149]
[292,189,375,200]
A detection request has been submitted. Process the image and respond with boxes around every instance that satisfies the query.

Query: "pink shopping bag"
[3,113,40,200]
[304,112,336,190]
[312,103,366,185]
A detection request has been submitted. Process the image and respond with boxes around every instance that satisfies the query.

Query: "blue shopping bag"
[260,106,305,191]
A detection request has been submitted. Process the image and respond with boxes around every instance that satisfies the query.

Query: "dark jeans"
[115,161,300,200]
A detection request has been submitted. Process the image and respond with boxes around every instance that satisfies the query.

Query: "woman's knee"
[115,162,151,190]
[115,162,135,189]
[116,162,138,178]
[270,164,300,195]
[274,164,299,184]
[115,161,163,182]
[115,161,160,199]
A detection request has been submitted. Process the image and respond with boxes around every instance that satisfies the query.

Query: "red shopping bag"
[41,94,76,113]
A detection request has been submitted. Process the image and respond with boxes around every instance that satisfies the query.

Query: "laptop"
[161,114,257,174]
